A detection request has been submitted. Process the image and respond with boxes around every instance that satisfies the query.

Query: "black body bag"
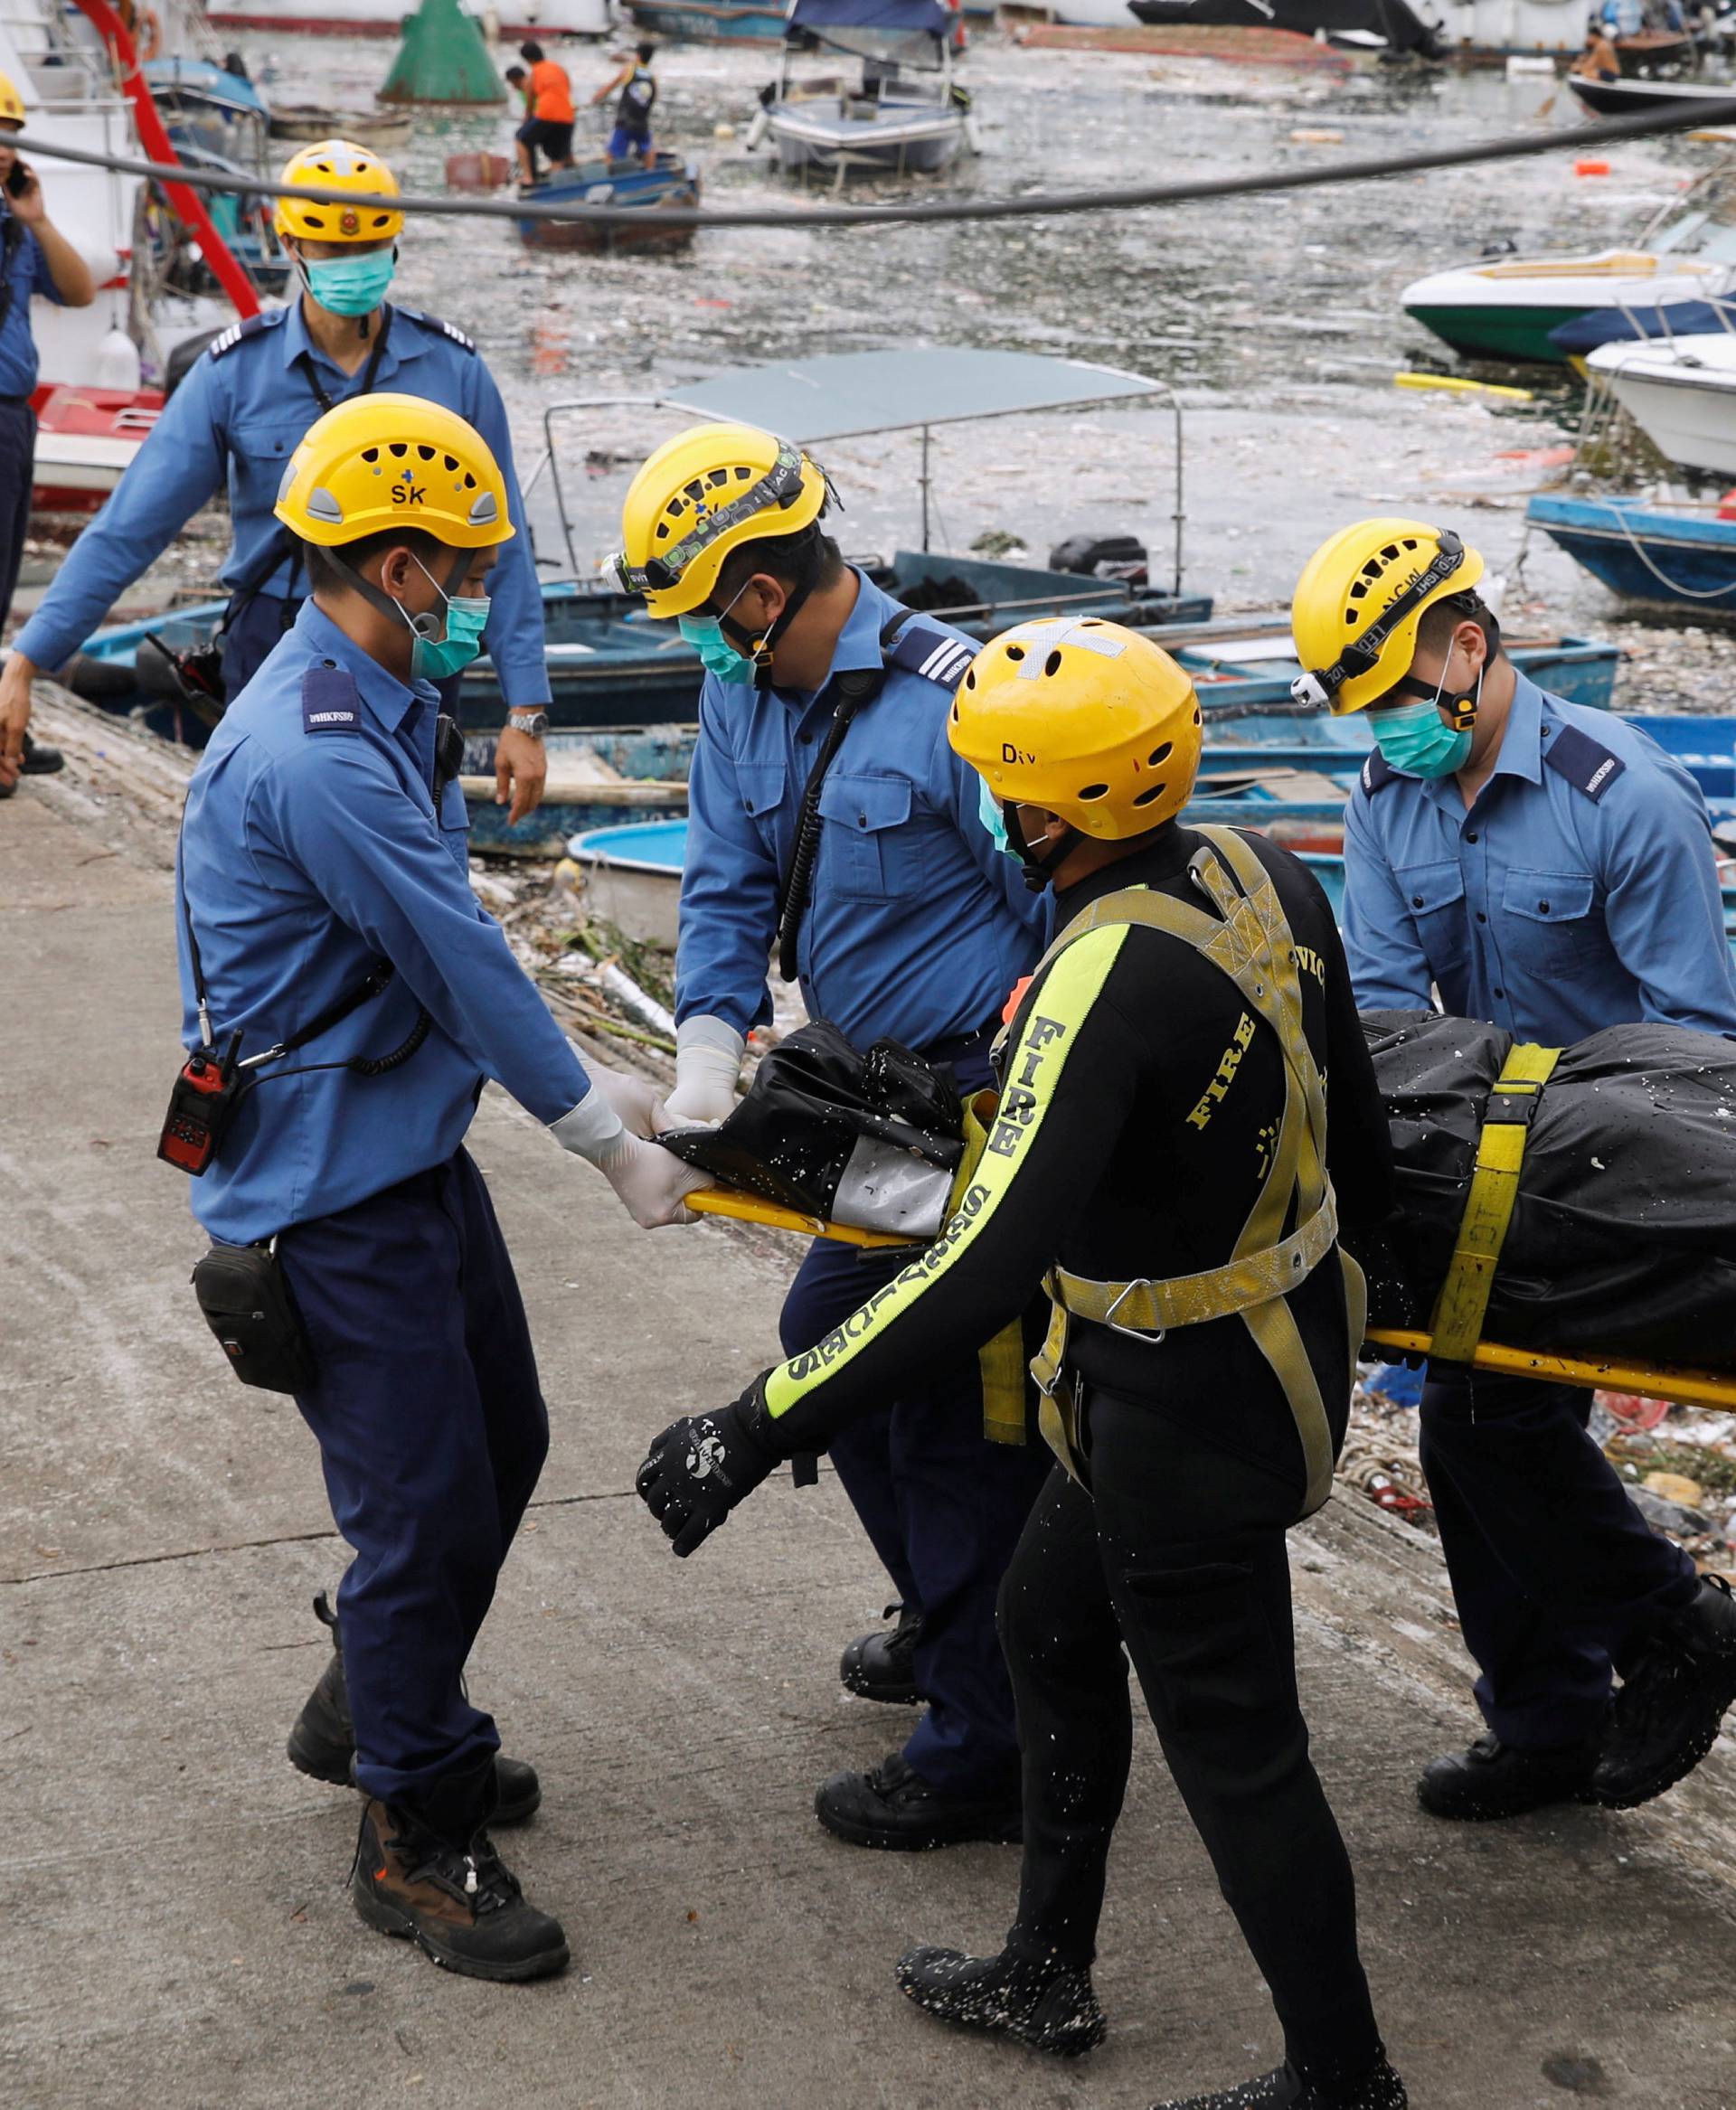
[191,1240,316,1395]
[660,1021,966,1239]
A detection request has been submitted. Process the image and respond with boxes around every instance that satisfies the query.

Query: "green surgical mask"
[977,774,1014,856]
[677,580,756,686]
[1369,693,1473,780]
[405,554,490,681]
[303,248,395,316]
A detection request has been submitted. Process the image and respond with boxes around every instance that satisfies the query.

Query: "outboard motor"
[1049,532,1148,586]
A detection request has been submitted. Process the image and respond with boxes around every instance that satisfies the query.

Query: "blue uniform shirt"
[0,208,63,398]
[676,570,1048,1050]
[178,601,591,1243]
[15,302,550,704]
[1343,672,1736,1042]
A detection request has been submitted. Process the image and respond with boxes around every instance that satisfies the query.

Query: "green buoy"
[378,0,506,106]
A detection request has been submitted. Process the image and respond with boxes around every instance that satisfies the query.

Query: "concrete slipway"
[3,747,1734,2110]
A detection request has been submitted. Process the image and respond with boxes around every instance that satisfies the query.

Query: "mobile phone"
[5,161,31,199]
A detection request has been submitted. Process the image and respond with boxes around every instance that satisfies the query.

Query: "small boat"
[754,0,974,181]
[30,385,165,520]
[142,57,269,157]
[1585,329,1736,475]
[1402,161,1736,366]
[1615,26,1699,73]
[268,105,416,148]
[1528,492,1736,619]
[626,0,793,39]
[514,153,701,251]
[1127,0,1446,60]
[1566,72,1736,117]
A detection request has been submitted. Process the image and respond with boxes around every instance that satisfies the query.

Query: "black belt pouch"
[191,1240,316,1394]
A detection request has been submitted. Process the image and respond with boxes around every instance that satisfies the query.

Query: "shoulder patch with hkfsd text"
[1543,722,1626,804]
[301,661,363,736]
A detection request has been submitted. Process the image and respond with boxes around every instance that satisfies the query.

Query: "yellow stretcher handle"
[685,1186,919,1251]
[685,1202,1736,1413]
[1366,1328,1736,1413]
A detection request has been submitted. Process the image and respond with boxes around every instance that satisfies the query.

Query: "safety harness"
[976,825,1361,1515]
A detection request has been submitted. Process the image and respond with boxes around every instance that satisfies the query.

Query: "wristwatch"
[506,708,550,739]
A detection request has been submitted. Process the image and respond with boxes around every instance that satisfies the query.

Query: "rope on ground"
[11,96,1736,233]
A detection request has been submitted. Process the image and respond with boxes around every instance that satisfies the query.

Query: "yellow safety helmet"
[1289,517,1485,715]
[0,69,26,127]
[273,392,514,549]
[274,139,403,244]
[949,617,1203,839]
[612,421,829,619]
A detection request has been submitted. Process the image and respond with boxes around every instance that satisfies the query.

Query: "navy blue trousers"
[1420,1365,1697,1747]
[0,399,33,629]
[278,1150,549,1811]
[781,1237,1051,1798]
[222,594,461,711]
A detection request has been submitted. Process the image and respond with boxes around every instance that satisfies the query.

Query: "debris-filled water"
[78,31,1736,709]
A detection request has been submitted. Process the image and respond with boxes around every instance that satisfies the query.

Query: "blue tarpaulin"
[1550,299,1736,356]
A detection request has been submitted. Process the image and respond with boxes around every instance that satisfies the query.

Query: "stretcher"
[685,1188,1736,1412]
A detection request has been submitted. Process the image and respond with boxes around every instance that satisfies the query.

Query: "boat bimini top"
[527,345,1186,591]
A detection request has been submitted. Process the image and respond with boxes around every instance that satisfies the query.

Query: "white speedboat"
[1402,160,1736,365]
[753,0,973,181]
[1587,331,1736,476]
[207,0,609,36]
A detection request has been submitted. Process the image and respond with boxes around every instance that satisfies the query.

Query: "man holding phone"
[0,69,95,797]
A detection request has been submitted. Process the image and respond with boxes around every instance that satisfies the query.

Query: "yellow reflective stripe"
[1427,1042,1561,1364]
[764,923,1133,1423]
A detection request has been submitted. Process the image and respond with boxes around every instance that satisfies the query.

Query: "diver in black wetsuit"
[636,616,1407,2110]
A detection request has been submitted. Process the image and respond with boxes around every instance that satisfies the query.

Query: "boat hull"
[768,106,967,174]
[1588,336,1736,476]
[208,0,609,32]
[1528,494,1736,623]
[514,155,701,250]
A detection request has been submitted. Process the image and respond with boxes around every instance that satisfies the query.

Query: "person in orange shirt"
[512,41,574,184]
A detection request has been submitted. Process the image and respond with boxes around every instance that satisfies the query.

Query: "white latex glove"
[666,1013,744,1126]
[580,1056,675,1140]
[596,1132,712,1229]
[551,1090,709,1228]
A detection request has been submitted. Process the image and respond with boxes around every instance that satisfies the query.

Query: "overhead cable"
[11,96,1736,232]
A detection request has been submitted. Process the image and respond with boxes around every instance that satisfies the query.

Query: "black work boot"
[1593,1574,1736,1809]
[1416,1729,1599,1820]
[840,1601,924,1705]
[894,1941,1105,2056]
[816,1749,1022,1851]
[288,1592,542,1823]
[21,733,63,776]
[349,1797,569,1983]
[1151,2048,1408,2108]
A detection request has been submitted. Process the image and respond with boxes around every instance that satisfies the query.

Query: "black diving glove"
[636,1379,780,1558]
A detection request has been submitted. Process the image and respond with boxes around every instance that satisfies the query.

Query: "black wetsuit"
[755,822,1396,2083]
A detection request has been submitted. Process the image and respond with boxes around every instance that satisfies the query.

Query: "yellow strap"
[1050,1192,1339,1337]
[1366,1327,1736,1413]
[1426,1043,1561,1364]
[684,1188,914,1250]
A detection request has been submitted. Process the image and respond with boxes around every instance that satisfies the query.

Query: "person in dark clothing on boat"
[633,615,1410,2110]
[0,66,94,798]
[595,42,658,167]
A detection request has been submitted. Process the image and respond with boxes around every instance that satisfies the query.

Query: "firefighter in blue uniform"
[0,66,94,796]
[1294,516,1736,1823]
[178,394,705,1980]
[612,421,1052,1850]
[0,139,551,820]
